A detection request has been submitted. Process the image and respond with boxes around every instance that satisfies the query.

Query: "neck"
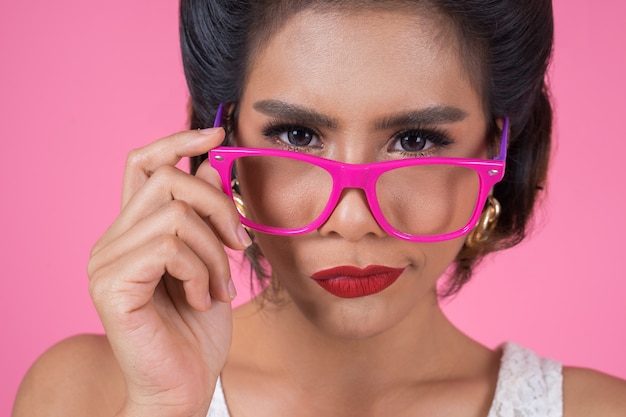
[235,290,477,390]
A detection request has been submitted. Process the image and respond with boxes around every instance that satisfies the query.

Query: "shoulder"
[563,366,626,417]
[13,334,125,417]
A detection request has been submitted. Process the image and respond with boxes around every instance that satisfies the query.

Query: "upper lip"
[311,265,405,280]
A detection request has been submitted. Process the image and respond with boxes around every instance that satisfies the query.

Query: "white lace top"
[207,342,563,417]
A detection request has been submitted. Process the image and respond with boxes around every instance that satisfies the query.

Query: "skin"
[13,7,626,417]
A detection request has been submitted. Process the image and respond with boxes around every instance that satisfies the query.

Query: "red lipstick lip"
[311,265,405,298]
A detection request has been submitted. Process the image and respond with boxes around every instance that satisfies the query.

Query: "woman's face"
[234,7,490,337]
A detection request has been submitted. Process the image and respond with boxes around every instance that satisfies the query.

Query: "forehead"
[241,8,482,120]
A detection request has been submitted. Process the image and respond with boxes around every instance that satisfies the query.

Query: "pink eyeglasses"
[209,104,508,242]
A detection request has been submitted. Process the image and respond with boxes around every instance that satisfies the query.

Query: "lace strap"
[487,342,563,417]
[207,376,231,417]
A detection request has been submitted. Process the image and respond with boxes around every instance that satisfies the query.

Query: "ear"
[226,102,237,118]
[494,117,505,142]
[495,117,504,130]
[493,116,509,157]
[224,102,239,132]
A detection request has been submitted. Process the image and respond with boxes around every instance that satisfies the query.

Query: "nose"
[317,187,387,241]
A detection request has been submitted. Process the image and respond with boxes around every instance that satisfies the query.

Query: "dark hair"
[180,0,554,296]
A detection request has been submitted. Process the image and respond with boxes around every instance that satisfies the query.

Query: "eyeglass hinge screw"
[214,155,224,161]
[488,169,499,176]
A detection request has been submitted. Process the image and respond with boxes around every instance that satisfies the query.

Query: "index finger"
[121,128,225,208]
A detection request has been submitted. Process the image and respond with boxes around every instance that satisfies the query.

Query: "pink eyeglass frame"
[208,104,508,242]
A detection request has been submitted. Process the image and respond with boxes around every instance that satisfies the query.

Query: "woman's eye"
[277,127,320,147]
[262,123,323,151]
[391,129,451,154]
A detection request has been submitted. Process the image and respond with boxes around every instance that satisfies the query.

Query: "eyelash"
[261,121,455,157]
[262,122,322,152]
[391,125,455,158]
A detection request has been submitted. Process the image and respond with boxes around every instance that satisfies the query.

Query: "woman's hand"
[87,128,251,417]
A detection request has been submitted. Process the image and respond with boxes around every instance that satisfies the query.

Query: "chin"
[297,292,414,341]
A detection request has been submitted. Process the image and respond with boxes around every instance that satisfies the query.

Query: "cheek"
[253,234,297,275]
[420,237,467,281]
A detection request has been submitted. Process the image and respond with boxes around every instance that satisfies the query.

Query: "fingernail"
[198,127,220,135]
[228,278,238,300]
[237,225,253,248]
[182,128,223,154]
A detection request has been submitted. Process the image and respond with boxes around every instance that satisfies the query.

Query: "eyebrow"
[374,106,468,130]
[253,100,468,130]
[253,100,338,129]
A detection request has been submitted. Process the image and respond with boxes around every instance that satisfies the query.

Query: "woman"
[13,1,626,416]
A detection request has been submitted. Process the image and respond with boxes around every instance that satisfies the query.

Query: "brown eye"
[270,125,321,148]
[391,129,453,154]
[285,127,316,146]
[399,131,429,152]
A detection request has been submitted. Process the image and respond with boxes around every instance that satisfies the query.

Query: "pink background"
[2,1,625,414]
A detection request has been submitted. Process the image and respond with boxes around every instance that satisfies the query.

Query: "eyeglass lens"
[232,155,480,237]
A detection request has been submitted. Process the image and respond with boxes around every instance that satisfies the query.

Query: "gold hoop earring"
[231,179,254,238]
[231,179,246,216]
[466,195,501,248]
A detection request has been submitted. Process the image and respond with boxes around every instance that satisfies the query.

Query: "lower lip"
[311,265,405,298]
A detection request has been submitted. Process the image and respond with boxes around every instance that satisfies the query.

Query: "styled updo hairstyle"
[180,0,554,296]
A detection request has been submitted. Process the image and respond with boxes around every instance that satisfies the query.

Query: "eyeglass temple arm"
[213,103,226,128]
[498,117,509,161]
